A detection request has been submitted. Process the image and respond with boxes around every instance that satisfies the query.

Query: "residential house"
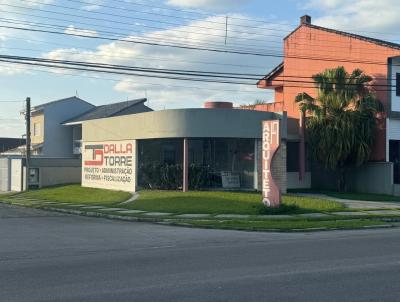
[256,15,400,194]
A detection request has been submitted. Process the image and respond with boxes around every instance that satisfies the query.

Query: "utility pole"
[25,97,31,191]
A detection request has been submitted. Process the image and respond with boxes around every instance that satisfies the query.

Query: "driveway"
[1,203,400,302]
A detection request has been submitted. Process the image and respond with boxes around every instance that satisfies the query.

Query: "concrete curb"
[119,192,140,205]
[6,202,395,233]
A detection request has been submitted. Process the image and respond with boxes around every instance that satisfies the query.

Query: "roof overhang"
[257,62,284,89]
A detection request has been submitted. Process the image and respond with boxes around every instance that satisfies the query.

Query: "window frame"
[396,73,400,97]
[33,122,41,137]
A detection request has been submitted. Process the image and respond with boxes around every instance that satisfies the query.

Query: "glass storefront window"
[137,138,255,190]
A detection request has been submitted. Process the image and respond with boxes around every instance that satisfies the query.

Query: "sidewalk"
[289,193,400,209]
[4,195,400,221]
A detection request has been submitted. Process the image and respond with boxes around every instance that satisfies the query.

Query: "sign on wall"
[221,171,240,188]
[262,120,281,208]
[82,140,136,192]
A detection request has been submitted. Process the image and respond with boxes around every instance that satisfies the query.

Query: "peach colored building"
[256,15,400,193]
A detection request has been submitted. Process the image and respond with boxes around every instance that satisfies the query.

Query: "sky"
[1,0,400,137]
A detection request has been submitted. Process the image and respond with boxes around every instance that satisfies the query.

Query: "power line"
[3,9,399,56]
[0,55,397,91]
[0,62,269,94]
[3,23,400,69]
[57,0,400,39]
[0,24,280,57]
[2,13,398,57]
[0,14,282,55]
[60,0,291,33]
[0,3,284,44]
[0,45,274,70]
[17,0,289,38]
[0,14,280,54]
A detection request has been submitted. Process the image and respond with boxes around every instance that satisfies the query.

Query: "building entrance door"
[389,140,400,184]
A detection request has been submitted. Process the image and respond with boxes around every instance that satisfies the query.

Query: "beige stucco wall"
[31,113,44,144]
[83,109,283,142]
[39,167,81,187]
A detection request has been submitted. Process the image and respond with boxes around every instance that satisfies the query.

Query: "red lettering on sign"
[84,149,104,166]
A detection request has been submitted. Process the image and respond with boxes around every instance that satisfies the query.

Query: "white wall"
[43,98,94,158]
[390,57,400,112]
[388,119,400,140]
[0,158,10,191]
[10,159,23,192]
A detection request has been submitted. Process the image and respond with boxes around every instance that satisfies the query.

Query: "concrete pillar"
[253,139,259,190]
[183,138,189,192]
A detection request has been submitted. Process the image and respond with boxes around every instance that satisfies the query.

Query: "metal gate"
[0,158,10,191]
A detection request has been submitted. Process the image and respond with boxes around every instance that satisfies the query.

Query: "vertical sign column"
[262,120,281,208]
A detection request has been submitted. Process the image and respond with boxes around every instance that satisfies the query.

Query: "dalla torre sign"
[262,120,281,208]
[82,140,136,192]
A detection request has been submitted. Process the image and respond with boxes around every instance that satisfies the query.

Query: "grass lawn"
[129,190,344,215]
[288,189,400,202]
[19,184,131,204]
[11,185,344,215]
[178,218,388,231]
[325,192,400,202]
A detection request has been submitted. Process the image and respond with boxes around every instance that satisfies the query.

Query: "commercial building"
[80,102,288,193]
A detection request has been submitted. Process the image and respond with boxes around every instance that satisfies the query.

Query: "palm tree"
[295,66,383,191]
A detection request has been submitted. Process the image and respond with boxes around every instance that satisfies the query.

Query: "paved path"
[1,203,400,302]
[4,195,400,220]
[292,193,400,209]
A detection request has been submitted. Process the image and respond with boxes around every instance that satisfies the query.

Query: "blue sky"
[1,0,399,137]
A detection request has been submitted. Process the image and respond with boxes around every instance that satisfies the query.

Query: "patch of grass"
[0,192,18,199]
[288,188,400,202]
[19,184,131,204]
[129,190,344,215]
[178,218,388,231]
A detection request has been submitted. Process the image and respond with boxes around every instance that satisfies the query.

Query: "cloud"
[44,14,285,109]
[80,0,104,11]
[0,0,54,6]
[64,25,98,38]
[305,0,400,39]
[0,0,55,41]
[166,0,251,9]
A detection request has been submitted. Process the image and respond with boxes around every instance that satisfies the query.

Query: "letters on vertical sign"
[262,120,281,208]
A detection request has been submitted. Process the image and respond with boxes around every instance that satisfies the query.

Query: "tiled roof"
[260,23,400,84]
[63,98,152,124]
[31,96,93,112]
[286,23,400,50]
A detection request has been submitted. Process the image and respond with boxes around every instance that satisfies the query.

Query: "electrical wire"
[0,55,398,91]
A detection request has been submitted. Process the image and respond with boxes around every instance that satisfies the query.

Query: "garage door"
[11,159,23,192]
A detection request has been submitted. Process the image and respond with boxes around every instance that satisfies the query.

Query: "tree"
[295,66,383,191]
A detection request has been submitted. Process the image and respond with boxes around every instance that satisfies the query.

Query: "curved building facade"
[81,108,288,193]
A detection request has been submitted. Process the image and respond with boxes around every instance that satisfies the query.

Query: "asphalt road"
[1,203,400,302]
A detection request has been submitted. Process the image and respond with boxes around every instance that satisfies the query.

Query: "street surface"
[1,203,400,302]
